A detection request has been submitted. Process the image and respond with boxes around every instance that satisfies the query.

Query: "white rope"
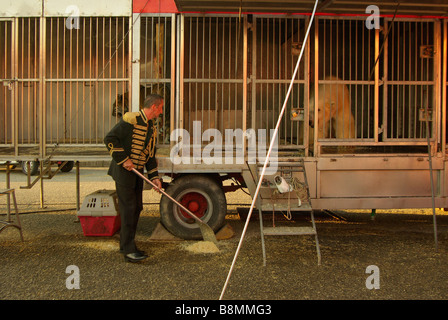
[219,0,320,300]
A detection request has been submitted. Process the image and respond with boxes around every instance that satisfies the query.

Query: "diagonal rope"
[219,0,320,300]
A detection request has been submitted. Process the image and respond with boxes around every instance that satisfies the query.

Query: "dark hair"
[143,94,163,109]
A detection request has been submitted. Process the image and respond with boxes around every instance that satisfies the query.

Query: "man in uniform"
[104,94,163,263]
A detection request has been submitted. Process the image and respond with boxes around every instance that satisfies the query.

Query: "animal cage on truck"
[1,0,448,240]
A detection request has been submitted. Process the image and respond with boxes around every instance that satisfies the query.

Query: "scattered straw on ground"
[77,240,118,251]
[182,241,220,254]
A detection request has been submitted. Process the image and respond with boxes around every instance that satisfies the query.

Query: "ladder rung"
[263,226,316,236]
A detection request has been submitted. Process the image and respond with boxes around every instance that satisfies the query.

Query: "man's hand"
[151,178,162,193]
[122,159,135,171]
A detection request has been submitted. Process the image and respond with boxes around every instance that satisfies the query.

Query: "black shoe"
[124,252,148,263]
[120,249,147,256]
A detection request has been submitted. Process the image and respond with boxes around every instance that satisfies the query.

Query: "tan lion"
[309,76,356,139]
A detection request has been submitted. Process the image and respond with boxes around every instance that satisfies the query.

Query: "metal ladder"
[255,159,321,266]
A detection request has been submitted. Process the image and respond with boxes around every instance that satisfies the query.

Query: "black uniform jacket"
[104,110,159,187]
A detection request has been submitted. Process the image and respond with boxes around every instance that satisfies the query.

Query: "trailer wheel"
[59,161,74,172]
[21,161,39,176]
[160,174,227,240]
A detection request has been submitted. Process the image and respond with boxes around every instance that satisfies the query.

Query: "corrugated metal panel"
[0,0,42,17]
[44,0,132,17]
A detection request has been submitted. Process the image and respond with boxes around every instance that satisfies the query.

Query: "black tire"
[21,161,39,176]
[160,174,227,240]
[59,161,75,172]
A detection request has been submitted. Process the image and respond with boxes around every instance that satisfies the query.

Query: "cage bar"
[140,15,173,145]
[44,17,131,149]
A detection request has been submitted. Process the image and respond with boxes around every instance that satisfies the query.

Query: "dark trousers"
[115,179,144,254]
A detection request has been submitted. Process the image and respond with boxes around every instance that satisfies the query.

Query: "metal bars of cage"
[17,18,40,150]
[252,15,308,152]
[180,15,245,136]
[44,16,131,149]
[383,19,440,145]
[443,20,447,155]
[0,17,42,157]
[315,18,377,147]
[139,14,174,145]
[0,19,14,149]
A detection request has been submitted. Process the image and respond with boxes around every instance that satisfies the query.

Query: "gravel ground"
[1,167,448,304]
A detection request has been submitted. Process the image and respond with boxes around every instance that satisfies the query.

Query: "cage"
[77,190,121,236]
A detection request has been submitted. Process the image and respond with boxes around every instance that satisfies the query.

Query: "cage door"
[251,16,309,151]
[383,19,439,143]
[16,17,41,150]
[0,19,14,149]
[181,15,246,135]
